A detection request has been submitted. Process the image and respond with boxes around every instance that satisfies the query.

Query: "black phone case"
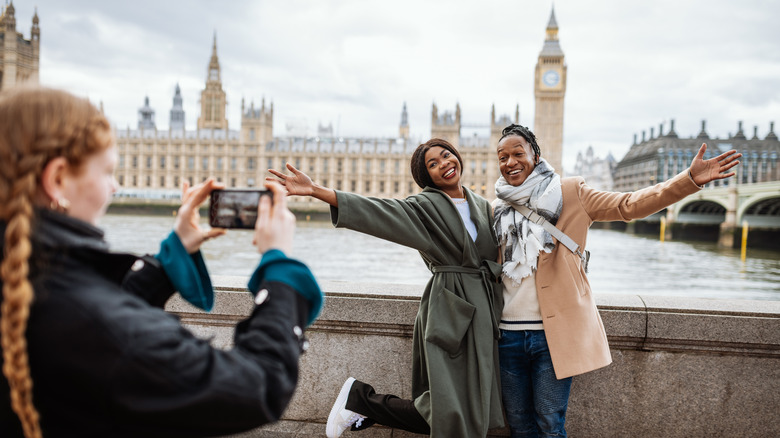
[209,189,269,229]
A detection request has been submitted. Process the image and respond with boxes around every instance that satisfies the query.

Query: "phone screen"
[209,189,270,229]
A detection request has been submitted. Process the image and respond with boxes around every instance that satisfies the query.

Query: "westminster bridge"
[624,180,780,249]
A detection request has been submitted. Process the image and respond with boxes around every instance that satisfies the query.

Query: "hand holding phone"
[253,181,296,254]
[175,178,227,253]
[209,189,272,229]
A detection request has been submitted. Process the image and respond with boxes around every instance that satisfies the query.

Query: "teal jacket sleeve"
[155,231,215,311]
[248,249,323,327]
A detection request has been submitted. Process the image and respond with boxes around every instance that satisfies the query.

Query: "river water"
[99,214,780,301]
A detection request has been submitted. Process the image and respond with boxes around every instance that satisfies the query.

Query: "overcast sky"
[9,0,780,171]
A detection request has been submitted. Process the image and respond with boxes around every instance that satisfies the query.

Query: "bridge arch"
[738,194,780,228]
[675,199,727,224]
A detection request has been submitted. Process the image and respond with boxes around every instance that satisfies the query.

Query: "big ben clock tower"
[534,7,567,174]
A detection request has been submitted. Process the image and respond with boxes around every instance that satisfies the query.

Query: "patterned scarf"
[493,158,563,285]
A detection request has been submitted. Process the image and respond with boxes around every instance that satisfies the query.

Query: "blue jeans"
[499,329,572,438]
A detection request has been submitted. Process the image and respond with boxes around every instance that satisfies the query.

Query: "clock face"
[542,69,560,87]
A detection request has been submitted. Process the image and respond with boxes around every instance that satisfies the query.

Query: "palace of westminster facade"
[4,4,777,208]
[111,10,569,207]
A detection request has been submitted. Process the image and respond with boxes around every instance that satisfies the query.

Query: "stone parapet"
[166,277,780,437]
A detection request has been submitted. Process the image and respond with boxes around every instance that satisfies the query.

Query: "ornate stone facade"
[613,120,780,192]
[0,2,39,91]
[114,9,563,204]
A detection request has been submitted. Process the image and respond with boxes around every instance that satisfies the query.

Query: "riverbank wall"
[166,278,780,437]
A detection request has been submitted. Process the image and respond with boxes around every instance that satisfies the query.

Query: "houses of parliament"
[110,10,568,208]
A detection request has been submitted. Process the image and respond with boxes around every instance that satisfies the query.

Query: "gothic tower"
[138,96,156,130]
[240,96,273,145]
[399,102,409,139]
[169,83,185,131]
[198,33,228,130]
[1,3,40,91]
[430,102,461,147]
[491,103,520,149]
[533,7,567,174]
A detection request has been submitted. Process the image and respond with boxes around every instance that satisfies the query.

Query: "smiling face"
[61,145,119,225]
[424,146,463,197]
[497,135,538,186]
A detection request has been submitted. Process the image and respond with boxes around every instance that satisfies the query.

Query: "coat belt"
[431,261,502,339]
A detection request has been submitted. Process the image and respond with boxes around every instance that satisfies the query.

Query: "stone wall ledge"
[166,277,780,437]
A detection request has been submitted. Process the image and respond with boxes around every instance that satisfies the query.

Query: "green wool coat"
[331,186,505,437]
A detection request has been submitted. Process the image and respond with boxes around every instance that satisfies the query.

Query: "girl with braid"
[492,124,740,437]
[0,86,323,437]
[269,138,505,438]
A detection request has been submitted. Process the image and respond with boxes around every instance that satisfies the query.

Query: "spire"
[697,120,709,139]
[540,6,563,56]
[31,6,39,40]
[667,119,678,138]
[766,121,778,140]
[3,0,16,30]
[399,102,409,139]
[733,121,746,139]
[547,6,558,31]
[207,31,221,82]
[515,104,520,124]
[170,84,185,131]
[139,96,156,130]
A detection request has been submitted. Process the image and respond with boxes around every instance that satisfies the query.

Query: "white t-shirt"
[452,198,477,241]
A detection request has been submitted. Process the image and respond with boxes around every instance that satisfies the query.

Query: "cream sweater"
[499,273,544,331]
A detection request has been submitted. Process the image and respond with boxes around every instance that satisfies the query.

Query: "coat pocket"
[562,250,588,297]
[425,287,476,356]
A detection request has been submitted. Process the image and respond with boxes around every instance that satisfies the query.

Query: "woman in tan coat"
[492,124,741,437]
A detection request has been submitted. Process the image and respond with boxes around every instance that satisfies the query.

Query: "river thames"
[100,214,780,301]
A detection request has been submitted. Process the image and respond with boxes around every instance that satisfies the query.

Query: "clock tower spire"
[198,32,228,130]
[533,6,567,174]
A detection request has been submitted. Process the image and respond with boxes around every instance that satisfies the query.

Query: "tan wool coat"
[534,170,702,379]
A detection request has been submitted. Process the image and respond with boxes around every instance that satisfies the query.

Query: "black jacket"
[0,211,312,437]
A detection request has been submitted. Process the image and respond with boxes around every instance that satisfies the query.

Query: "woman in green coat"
[268,138,504,437]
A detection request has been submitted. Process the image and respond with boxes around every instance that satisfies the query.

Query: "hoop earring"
[50,198,71,212]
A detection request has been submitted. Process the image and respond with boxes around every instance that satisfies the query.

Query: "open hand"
[266,163,315,196]
[689,143,742,186]
[175,178,227,253]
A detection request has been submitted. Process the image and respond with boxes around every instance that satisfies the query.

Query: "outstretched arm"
[267,163,339,207]
[689,143,742,186]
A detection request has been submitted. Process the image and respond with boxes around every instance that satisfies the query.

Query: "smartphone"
[209,188,272,229]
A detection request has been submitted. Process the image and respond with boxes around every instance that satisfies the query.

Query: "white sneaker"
[325,377,366,438]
